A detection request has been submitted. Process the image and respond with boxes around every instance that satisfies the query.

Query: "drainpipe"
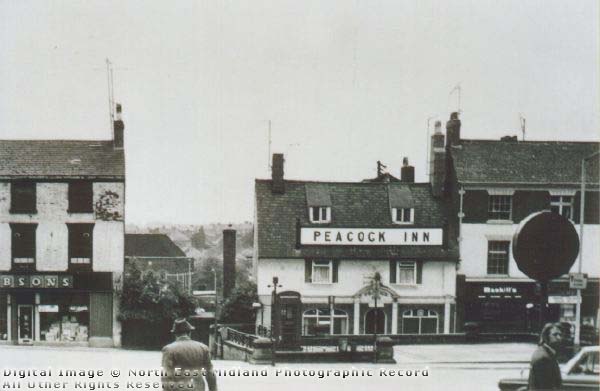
[458,187,465,252]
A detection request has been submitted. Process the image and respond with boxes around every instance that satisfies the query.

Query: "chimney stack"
[400,157,415,183]
[222,227,237,299]
[430,120,446,197]
[271,153,285,194]
[113,103,124,150]
[446,112,461,147]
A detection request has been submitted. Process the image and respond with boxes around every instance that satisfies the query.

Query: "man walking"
[528,322,563,390]
[162,318,218,391]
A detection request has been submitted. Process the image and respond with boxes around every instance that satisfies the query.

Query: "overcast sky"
[0,1,598,225]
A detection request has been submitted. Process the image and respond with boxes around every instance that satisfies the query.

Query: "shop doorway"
[364,308,386,334]
[17,305,34,343]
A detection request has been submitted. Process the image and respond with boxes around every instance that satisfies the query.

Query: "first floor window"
[397,261,417,284]
[487,241,509,275]
[68,181,94,213]
[10,181,36,214]
[550,196,573,220]
[68,224,94,268]
[311,260,332,283]
[402,309,438,334]
[10,223,37,271]
[302,308,348,336]
[488,195,512,220]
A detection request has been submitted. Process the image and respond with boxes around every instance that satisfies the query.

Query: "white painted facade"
[0,182,124,272]
[459,222,600,279]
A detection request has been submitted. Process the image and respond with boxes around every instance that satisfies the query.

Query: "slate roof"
[0,140,125,179]
[450,140,599,186]
[255,180,458,260]
[125,234,187,258]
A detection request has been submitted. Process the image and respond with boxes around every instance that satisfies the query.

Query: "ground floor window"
[402,309,438,334]
[39,293,89,342]
[302,308,348,336]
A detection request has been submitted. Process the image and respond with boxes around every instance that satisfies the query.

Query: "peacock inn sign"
[300,228,443,246]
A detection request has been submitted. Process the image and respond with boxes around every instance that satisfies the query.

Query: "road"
[0,343,535,391]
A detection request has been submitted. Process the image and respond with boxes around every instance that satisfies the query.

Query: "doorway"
[364,308,386,334]
[17,305,34,343]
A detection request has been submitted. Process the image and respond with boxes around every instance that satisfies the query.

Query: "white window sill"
[392,221,414,225]
[309,220,331,224]
[393,283,419,288]
[486,274,510,278]
[310,281,333,285]
[486,220,514,225]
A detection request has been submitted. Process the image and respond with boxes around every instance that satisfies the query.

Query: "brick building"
[431,113,600,333]
[124,233,193,292]
[253,154,459,347]
[0,107,125,347]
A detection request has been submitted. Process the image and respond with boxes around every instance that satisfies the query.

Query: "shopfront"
[0,272,114,345]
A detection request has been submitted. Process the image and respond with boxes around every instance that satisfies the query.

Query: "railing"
[223,327,257,348]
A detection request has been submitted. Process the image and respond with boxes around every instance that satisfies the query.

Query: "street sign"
[569,273,588,290]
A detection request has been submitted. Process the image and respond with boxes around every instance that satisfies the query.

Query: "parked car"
[498,346,599,391]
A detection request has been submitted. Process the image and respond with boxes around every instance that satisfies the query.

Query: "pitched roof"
[450,140,599,186]
[125,234,187,258]
[255,180,458,259]
[0,140,125,179]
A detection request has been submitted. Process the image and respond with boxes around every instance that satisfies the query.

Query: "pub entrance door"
[275,291,301,350]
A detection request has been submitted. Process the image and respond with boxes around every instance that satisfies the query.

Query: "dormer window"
[306,183,332,224]
[309,206,331,223]
[392,208,414,224]
[388,184,415,225]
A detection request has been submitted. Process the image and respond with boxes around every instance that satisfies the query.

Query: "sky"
[0,1,598,225]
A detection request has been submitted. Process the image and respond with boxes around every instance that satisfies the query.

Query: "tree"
[191,226,209,249]
[218,281,258,324]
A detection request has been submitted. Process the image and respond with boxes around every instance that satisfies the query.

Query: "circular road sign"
[512,211,580,282]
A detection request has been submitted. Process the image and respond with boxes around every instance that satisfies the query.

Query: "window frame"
[392,207,414,224]
[308,206,331,224]
[10,182,37,214]
[402,309,439,334]
[67,223,94,271]
[10,223,37,271]
[311,260,333,284]
[488,195,512,220]
[302,308,349,336]
[550,195,573,221]
[68,181,94,214]
[396,261,417,285]
[487,240,510,276]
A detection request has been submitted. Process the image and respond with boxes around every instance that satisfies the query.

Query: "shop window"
[309,207,331,223]
[68,181,94,213]
[392,208,414,224]
[10,182,36,214]
[68,224,94,269]
[397,261,417,284]
[488,195,512,220]
[487,241,509,275]
[550,196,573,220]
[39,293,89,342]
[402,309,438,334]
[302,308,348,336]
[10,223,37,271]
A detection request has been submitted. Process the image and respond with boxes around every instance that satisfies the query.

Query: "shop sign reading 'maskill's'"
[300,228,443,246]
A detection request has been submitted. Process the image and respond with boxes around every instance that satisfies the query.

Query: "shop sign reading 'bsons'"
[0,275,73,289]
[300,228,443,246]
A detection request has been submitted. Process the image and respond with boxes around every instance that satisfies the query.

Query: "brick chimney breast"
[446,112,461,147]
[113,103,124,150]
[222,228,237,299]
[400,157,415,183]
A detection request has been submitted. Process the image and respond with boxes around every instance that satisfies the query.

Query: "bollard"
[249,337,273,365]
[375,336,396,363]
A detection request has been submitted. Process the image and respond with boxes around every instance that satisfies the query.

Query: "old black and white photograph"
[0,1,598,390]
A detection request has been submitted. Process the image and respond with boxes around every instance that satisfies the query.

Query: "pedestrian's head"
[171,318,195,337]
[539,322,563,349]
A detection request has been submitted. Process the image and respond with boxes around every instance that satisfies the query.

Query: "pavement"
[0,343,536,391]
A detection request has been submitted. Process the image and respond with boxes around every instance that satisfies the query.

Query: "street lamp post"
[268,276,282,366]
[575,151,599,346]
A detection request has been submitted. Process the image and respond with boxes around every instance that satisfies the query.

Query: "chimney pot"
[446,112,461,147]
[113,103,124,150]
[434,121,442,134]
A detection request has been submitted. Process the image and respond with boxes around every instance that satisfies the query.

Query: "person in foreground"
[528,322,563,390]
[162,318,218,391]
